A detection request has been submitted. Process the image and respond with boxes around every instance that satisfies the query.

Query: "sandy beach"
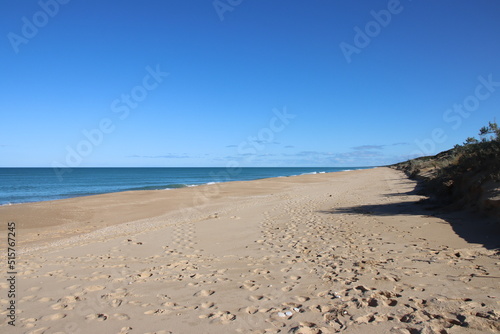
[1,167,498,334]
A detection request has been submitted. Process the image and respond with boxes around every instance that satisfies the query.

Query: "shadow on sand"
[318,182,500,251]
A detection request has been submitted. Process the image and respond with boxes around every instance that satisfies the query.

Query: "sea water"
[0,167,370,205]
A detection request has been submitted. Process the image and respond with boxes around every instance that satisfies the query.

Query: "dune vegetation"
[391,122,500,221]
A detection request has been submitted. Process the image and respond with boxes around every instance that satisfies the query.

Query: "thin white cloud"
[129,154,190,159]
[352,145,385,150]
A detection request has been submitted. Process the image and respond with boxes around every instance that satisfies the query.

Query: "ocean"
[0,167,370,205]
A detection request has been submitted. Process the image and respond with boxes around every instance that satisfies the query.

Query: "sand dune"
[1,168,498,333]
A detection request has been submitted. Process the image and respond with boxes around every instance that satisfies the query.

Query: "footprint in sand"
[85,313,110,321]
[201,301,216,309]
[242,306,259,314]
[64,284,81,290]
[118,327,133,334]
[355,313,389,324]
[89,274,111,281]
[241,281,261,291]
[295,296,310,303]
[50,303,66,311]
[20,295,37,302]
[290,322,322,334]
[194,289,215,297]
[24,326,50,334]
[113,313,130,320]
[85,285,106,292]
[248,295,270,302]
[40,313,66,321]
[144,309,169,315]
[164,302,188,311]
[51,298,78,310]
[253,268,270,275]
[137,271,153,279]
[199,311,236,324]
[19,270,35,276]
[309,304,333,313]
[110,299,123,307]
[22,317,37,326]
[218,311,237,324]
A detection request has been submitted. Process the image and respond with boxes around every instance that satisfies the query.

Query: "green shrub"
[391,121,500,204]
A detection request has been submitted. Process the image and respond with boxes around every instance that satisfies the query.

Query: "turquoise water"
[0,167,370,205]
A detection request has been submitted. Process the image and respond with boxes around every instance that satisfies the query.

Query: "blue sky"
[1,0,499,167]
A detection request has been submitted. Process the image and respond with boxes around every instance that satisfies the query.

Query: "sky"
[1,0,499,167]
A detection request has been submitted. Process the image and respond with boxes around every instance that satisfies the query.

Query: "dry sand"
[0,167,499,334]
